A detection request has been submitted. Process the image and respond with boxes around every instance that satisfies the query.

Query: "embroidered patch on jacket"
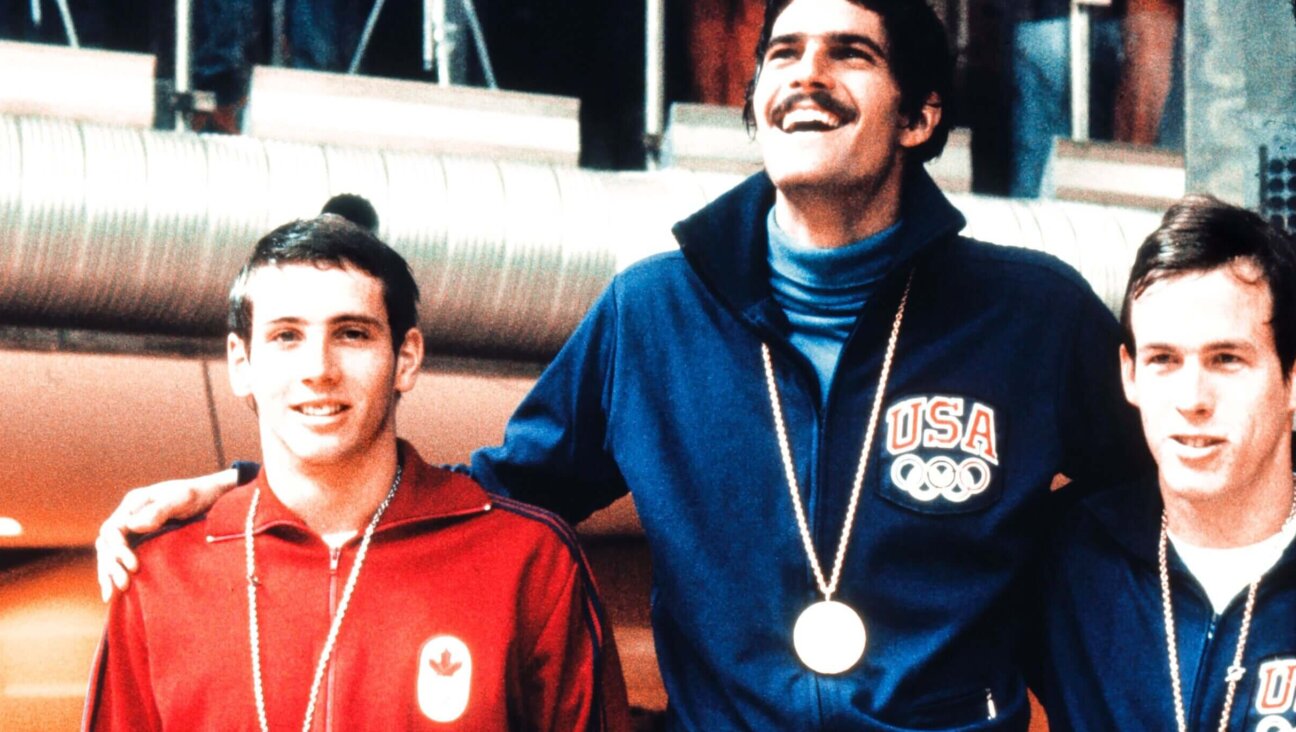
[1252,657,1296,730]
[417,635,472,723]
[877,394,1002,514]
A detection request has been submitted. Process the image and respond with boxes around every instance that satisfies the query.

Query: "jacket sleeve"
[470,282,630,524]
[81,588,163,731]
[1055,290,1153,486]
[523,534,632,732]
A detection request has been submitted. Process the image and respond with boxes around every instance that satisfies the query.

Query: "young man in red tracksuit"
[82,213,630,731]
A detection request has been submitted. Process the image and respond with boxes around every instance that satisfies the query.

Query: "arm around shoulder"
[96,467,242,601]
[471,283,630,524]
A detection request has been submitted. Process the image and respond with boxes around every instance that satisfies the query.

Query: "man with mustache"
[97,0,1144,728]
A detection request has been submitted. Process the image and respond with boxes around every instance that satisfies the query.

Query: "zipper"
[1174,553,1236,731]
[1185,613,1218,728]
[985,688,997,720]
[325,544,343,732]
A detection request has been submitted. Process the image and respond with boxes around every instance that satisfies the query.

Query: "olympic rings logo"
[1256,716,1296,732]
[890,454,992,503]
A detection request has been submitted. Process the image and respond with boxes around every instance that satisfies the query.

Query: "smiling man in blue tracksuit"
[1038,196,1296,732]
[97,0,1146,729]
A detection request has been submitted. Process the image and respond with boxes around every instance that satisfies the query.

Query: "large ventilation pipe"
[0,114,1161,361]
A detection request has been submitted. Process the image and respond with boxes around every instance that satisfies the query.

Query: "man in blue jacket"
[1038,196,1296,731]
[97,0,1144,728]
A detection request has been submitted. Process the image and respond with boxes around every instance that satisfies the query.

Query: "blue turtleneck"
[766,206,902,406]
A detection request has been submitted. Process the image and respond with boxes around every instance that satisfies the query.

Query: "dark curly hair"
[741,0,954,165]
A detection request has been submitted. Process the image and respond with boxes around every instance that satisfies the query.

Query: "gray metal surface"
[0,114,1161,362]
[1184,0,1296,202]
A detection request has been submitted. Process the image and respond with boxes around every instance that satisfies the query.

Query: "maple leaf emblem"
[428,649,462,677]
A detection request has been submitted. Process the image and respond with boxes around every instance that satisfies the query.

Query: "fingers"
[95,487,156,603]
[94,472,238,603]
[95,533,113,603]
[95,530,136,603]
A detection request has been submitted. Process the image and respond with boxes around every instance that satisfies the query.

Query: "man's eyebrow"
[766,32,889,59]
[265,316,305,326]
[262,314,385,327]
[1138,340,1257,353]
[1202,340,1258,353]
[828,32,888,58]
[329,314,386,328]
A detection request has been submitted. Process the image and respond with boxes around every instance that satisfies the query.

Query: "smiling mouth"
[1172,435,1225,449]
[295,403,348,417]
[772,91,856,133]
[780,108,843,132]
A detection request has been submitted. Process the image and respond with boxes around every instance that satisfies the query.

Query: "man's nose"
[298,335,339,383]
[790,43,832,89]
[1173,363,1213,418]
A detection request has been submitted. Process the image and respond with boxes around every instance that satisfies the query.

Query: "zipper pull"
[985,688,997,720]
[329,545,342,573]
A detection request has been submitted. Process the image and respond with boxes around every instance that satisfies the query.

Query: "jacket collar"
[1078,476,1165,569]
[670,166,967,329]
[205,440,491,540]
[1081,475,1296,578]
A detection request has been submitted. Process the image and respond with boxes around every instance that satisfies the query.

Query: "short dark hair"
[1121,194,1296,374]
[228,214,420,353]
[742,0,954,165]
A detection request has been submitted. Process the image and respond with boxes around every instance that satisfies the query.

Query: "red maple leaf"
[428,649,462,676]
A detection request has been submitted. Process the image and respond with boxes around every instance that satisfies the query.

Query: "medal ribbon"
[761,270,913,600]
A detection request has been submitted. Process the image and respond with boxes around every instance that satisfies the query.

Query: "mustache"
[771,90,857,127]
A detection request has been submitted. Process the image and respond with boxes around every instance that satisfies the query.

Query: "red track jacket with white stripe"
[84,441,630,731]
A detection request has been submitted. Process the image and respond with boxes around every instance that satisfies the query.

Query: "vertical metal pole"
[1069,0,1090,141]
[53,0,79,47]
[423,0,435,72]
[645,0,666,170]
[459,0,497,88]
[433,0,450,85]
[175,0,192,131]
[348,0,387,74]
[271,0,286,66]
[956,0,969,71]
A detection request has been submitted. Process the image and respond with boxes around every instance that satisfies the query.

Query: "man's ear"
[1119,344,1140,408]
[394,327,424,395]
[899,92,941,150]
[228,333,252,398]
[1286,360,1296,412]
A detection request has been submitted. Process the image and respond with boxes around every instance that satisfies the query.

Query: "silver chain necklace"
[1159,483,1296,732]
[762,270,913,675]
[245,464,403,732]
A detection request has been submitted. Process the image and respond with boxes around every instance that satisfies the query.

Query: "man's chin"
[274,438,355,469]
[765,165,849,194]
[1158,469,1226,504]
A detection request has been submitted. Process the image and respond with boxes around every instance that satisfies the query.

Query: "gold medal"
[762,271,913,675]
[793,600,866,675]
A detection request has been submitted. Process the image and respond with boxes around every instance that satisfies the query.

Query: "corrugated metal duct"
[0,114,1162,360]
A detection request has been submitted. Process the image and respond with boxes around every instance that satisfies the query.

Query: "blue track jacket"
[1040,479,1296,732]
[471,169,1147,730]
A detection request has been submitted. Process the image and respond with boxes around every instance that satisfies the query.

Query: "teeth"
[1177,436,1218,448]
[299,404,343,416]
[781,108,841,131]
